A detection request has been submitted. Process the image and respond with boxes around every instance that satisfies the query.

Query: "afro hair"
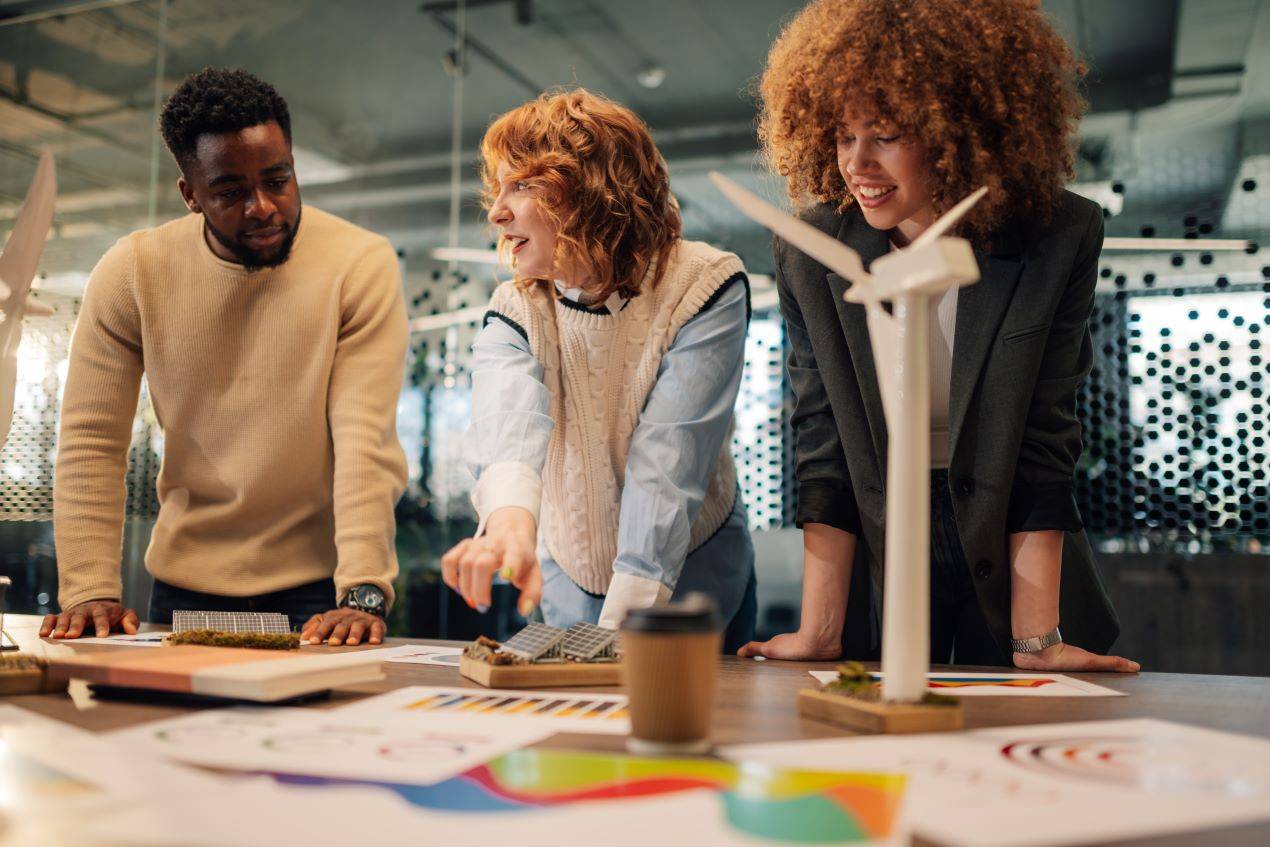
[160,67,291,172]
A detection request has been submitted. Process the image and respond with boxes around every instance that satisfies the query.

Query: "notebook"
[48,645,391,702]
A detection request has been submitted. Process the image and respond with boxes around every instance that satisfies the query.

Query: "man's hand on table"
[40,600,139,639]
[1014,642,1140,673]
[300,608,385,646]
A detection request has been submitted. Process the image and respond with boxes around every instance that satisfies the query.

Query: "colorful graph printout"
[332,685,631,735]
[724,719,1270,847]
[380,644,465,667]
[271,749,907,844]
[108,706,549,785]
[807,670,1123,697]
[58,632,168,647]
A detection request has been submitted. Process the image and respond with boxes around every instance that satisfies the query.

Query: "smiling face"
[486,162,559,281]
[836,106,935,246]
[178,121,301,269]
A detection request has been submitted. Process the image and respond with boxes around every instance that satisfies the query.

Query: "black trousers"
[842,470,1011,667]
[929,469,1010,666]
[148,577,337,632]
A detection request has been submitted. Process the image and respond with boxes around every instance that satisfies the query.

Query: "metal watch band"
[1011,626,1062,654]
[340,584,386,617]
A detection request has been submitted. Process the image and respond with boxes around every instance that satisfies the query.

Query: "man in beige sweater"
[40,68,408,647]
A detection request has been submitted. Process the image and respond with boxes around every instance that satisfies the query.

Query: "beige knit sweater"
[54,207,409,610]
[488,240,742,595]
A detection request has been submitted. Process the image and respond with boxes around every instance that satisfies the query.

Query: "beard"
[205,206,302,271]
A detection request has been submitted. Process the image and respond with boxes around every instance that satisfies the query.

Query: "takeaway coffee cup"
[620,593,722,754]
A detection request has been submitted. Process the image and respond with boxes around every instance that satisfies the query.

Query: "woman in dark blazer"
[740,0,1138,671]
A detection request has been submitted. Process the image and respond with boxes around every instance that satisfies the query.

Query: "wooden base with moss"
[0,654,69,695]
[459,636,623,688]
[796,662,963,734]
[163,630,301,650]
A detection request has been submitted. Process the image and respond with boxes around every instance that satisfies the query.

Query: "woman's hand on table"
[441,506,541,617]
[737,630,841,661]
[301,609,386,646]
[1013,642,1140,673]
[39,600,139,639]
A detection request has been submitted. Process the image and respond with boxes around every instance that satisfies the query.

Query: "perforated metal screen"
[1077,285,1268,549]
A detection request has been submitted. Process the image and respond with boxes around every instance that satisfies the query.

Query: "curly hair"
[160,67,291,172]
[480,88,681,301]
[759,0,1086,245]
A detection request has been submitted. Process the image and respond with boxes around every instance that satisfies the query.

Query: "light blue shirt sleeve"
[463,317,553,518]
[614,278,749,591]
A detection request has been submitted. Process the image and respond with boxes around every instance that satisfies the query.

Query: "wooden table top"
[6,613,1269,846]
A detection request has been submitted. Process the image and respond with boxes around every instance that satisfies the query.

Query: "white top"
[890,239,956,469]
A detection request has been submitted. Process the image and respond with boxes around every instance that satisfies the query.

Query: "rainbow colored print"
[925,677,1056,689]
[276,749,905,843]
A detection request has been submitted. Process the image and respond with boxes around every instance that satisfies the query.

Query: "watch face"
[354,585,384,608]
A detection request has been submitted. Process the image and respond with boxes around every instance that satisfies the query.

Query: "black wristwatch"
[339,583,387,617]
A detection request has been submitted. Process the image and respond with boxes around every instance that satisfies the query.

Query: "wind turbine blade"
[0,152,57,308]
[709,172,874,288]
[911,186,988,249]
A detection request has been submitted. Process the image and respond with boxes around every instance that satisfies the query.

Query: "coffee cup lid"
[620,592,718,633]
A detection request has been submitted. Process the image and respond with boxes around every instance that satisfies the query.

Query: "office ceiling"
[1,0,1268,280]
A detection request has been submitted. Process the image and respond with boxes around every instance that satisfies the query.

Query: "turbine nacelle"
[844,237,980,304]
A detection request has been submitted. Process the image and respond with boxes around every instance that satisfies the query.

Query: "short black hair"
[160,67,291,172]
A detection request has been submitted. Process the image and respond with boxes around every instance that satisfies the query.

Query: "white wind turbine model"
[711,172,987,704]
[0,152,58,450]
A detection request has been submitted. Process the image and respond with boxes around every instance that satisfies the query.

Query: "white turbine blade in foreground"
[0,152,56,318]
[0,151,57,449]
[708,172,875,292]
[910,186,988,249]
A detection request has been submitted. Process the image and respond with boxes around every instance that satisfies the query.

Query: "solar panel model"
[460,621,624,688]
[172,611,292,635]
[500,622,567,662]
[560,622,620,661]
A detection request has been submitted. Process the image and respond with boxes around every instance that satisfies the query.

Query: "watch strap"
[1011,626,1062,654]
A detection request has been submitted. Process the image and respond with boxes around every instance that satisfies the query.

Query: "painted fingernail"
[476,604,490,614]
[518,599,535,617]
[465,598,476,609]
[498,567,514,581]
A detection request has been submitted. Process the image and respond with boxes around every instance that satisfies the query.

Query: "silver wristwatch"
[1011,626,1062,654]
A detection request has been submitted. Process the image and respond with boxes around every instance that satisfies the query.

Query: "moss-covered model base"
[0,653,50,672]
[163,630,301,650]
[826,661,957,706]
[0,653,67,694]
[462,635,528,665]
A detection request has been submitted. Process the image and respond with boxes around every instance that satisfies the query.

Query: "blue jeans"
[538,495,758,653]
[147,577,336,632]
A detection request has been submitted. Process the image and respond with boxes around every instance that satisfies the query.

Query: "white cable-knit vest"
[487,240,745,594]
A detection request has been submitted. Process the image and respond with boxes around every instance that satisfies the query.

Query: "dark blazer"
[775,190,1120,658]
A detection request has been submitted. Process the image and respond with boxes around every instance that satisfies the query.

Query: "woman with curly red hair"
[442,89,757,649]
[739,0,1137,671]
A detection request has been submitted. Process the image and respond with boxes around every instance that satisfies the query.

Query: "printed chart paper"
[380,644,465,667]
[269,748,908,845]
[333,685,631,735]
[109,706,548,785]
[81,746,909,847]
[57,632,168,647]
[724,718,1270,847]
[808,670,1124,697]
